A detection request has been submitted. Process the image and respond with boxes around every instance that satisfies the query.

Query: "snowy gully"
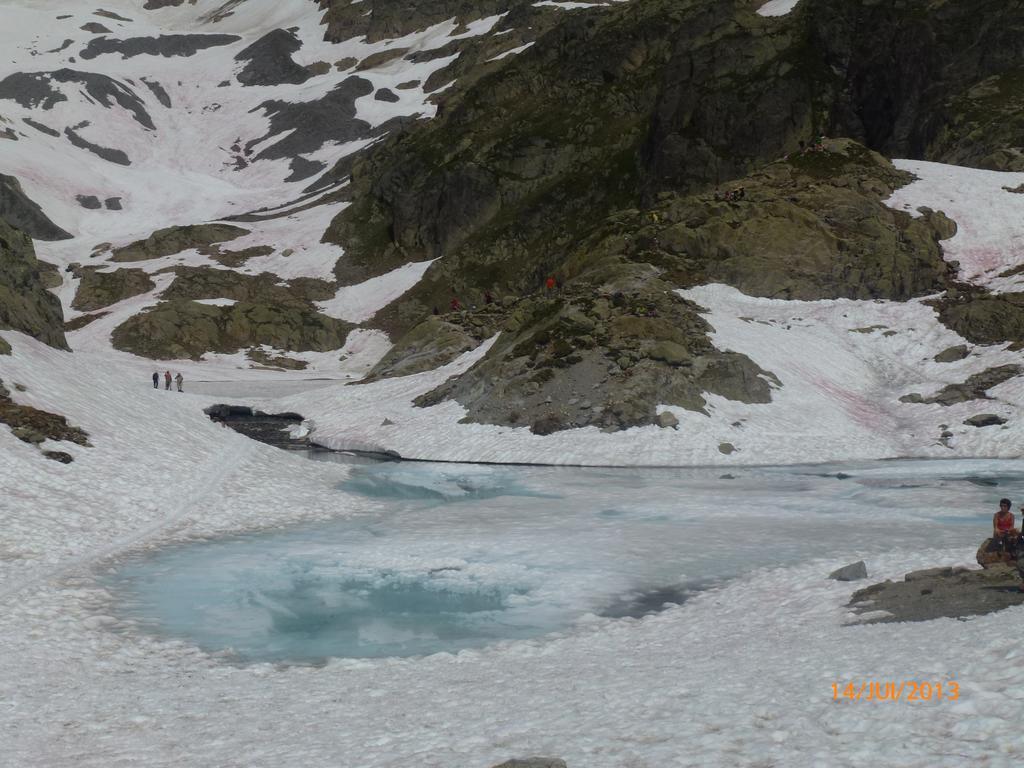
[831,681,961,702]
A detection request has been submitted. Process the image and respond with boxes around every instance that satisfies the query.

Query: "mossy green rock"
[110,224,249,262]
[72,267,155,312]
[363,316,479,382]
[574,140,956,302]
[0,220,68,350]
[930,292,1024,345]
[414,275,777,433]
[160,266,335,304]
[111,299,353,360]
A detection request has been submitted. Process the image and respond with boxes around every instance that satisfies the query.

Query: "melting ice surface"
[108,457,1024,663]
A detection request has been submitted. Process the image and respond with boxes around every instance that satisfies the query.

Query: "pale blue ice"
[106,457,1022,663]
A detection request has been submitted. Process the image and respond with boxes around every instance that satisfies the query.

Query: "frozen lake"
[106,458,1015,663]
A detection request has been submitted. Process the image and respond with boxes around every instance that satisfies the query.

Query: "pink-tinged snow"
[758,0,802,16]
[887,161,1024,291]
[317,259,438,323]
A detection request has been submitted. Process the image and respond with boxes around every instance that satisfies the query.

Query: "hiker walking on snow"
[164,370,172,390]
[152,371,159,389]
[175,372,184,392]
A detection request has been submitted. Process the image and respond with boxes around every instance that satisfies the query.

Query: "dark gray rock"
[76,195,102,209]
[374,88,400,103]
[245,77,374,161]
[81,22,112,34]
[0,174,72,240]
[105,197,122,210]
[925,365,1022,406]
[964,413,1007,427]
[22,117,59,137]
[934,344,970,363]
[65,126,131,165]
[285,157,327,183]
[829,561,868,581]
[235,29,311,86]
[80,34,241,60]
[141,77,171,107]
[0,69,154,129]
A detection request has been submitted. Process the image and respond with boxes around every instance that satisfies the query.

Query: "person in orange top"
[993,498,1019,555]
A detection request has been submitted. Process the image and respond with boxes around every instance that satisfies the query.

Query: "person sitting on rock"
[993,498,1019,555]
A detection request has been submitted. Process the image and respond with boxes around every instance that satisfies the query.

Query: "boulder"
[964,414,1007,427]
[829,561,868,581]
[977,537,1016,568]
[933,344,969,363]
[656,411,679,429]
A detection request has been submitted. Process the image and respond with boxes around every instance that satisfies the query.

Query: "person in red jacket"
[449,296,461,312]
[164,370,172,390]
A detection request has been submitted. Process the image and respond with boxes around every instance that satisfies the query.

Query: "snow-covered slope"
[2,0,1024,468]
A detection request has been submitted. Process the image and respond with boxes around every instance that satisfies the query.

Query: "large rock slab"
[848,564,1024,623]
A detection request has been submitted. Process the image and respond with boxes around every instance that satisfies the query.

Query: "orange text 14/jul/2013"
[832,681,960,702]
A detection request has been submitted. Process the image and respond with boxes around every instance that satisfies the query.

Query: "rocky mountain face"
[0,218,67,354]
[322,0,1024,433]
[4,0,1024,441]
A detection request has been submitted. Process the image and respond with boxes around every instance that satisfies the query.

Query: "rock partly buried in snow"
[76,195,102,209]
[0,219,68,350]
[0,173,72,240]
[71,267,155,312]
[0,69,155,128]
[79,34,242,61]
[362,316,482,383]
[933,344,970,363]
[491,759,567,768]
[111,299,353,360]
[234,29,311,87]
[900,364,1023,406]
[412,279,779,434]
[160,266,335,304]
[110,223,249,262]
[64,126,131,166]
[656,411,679,429]
[963,413,1007,427]
[848,564,1024,623]
[246,78,374,161]
[929,290,1024,345]
[0,377,90,455]
[829,561,868,581]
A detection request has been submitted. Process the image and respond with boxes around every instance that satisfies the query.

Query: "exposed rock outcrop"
[0,173,71,240]
[110,223,249,262]
[0,220,68,350]
[0,378,90,460]
[71,267,155,312]
[111,299,353,360]
[848,564,1024,623]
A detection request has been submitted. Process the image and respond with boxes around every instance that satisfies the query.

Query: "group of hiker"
[152,370,184,392]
